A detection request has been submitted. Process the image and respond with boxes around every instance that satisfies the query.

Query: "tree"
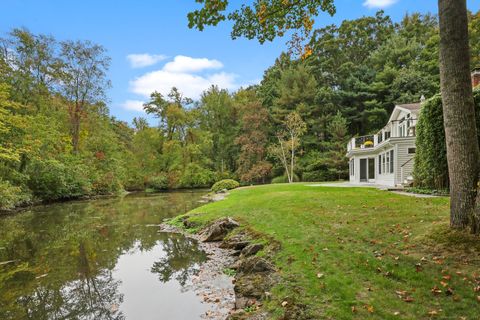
[198,86,238,173]
[188,0,336,45]
[323,111,349,180]
[235,95,272,183]
[144,87,193,141]
[59,40,111,153]
[438,0,480,233]
[269,111,306,183]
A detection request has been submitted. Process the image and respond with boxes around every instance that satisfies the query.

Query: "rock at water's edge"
[200,217,240,242]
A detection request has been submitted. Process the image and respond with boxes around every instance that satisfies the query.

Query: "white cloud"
[126,53,167,68]
[363,0,398,8]
[130,70,237,99]
[128,55,238,99]
[121,100,145,112]
[163,55,223,73]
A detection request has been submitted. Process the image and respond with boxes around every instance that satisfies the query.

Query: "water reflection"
[0,191,208,320]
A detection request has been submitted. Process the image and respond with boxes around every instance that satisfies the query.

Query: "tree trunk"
[277,136,291,183]
[290,133,294,183]
[438,0,480,232]
[71,104,81,154]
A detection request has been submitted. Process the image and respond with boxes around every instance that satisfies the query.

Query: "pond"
[0,190,214,320]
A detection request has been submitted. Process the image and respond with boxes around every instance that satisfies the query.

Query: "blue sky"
[1,0,479,124]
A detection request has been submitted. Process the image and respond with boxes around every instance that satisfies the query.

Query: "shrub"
[414,90,480,189]
[211,179,240,193]
[271,173,300,184]
[91,171,122,195]
[27,159,91,201]
[0,180,31,210]
[302,170,335,182]
[180,163,215,188]
[146,174,169,191]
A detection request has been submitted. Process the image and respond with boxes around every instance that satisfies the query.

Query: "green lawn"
[185,184,480,319]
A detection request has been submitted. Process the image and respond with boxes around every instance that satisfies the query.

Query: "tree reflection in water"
[151,233,207,287]
[0,191,206,320]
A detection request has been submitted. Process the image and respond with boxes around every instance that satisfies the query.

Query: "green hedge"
[211,179,240,193]
[414,89,480,189]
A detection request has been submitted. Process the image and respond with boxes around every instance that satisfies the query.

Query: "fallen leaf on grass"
[440,281,448,287]
[445,288,454,296]
[431,286,442,295]
[403,296,414,302]
[395,290,408,298]
[316,273,324,279]
[351,306,357,313]
[428,310,439,316]
[281,301,288,307]
[364,305,374,313]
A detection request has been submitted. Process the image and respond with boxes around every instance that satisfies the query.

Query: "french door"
[360,158,375,182]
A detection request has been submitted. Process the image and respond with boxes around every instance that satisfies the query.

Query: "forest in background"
[0,10,479,210]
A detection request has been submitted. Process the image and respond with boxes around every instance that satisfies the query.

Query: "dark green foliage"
[211,179,240,193]
[414,89,480,189]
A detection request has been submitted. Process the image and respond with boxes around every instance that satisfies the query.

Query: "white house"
[346,102,421,187]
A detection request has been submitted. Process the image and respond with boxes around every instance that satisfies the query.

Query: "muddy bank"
[162,216,278,320]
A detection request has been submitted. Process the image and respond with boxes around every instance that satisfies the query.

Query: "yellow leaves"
[300,45,313,60]
[257,3,268,25]
[302,15,314,32]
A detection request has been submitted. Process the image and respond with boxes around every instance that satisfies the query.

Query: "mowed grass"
[186,184,480,319]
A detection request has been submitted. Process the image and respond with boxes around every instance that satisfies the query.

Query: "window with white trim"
[386,151,390,173]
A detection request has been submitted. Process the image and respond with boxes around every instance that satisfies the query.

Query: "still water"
[0,191,210,320]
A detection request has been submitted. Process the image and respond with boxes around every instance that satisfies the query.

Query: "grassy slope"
[186,184,480,320]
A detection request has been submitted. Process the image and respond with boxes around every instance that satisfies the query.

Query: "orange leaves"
[300,45,312,60]
[365,305,374,313]
[352,304,375,313]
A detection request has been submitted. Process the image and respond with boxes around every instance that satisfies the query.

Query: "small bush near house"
[211,179,240,193]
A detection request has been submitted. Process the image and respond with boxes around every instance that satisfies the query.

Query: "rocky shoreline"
[161,216,277,320]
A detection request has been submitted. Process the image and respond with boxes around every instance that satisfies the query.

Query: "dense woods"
[0,11,479,211]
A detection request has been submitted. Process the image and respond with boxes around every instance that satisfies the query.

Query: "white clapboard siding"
[393,137,416,185]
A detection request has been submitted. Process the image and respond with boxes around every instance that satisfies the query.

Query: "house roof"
[386,102,422,124]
